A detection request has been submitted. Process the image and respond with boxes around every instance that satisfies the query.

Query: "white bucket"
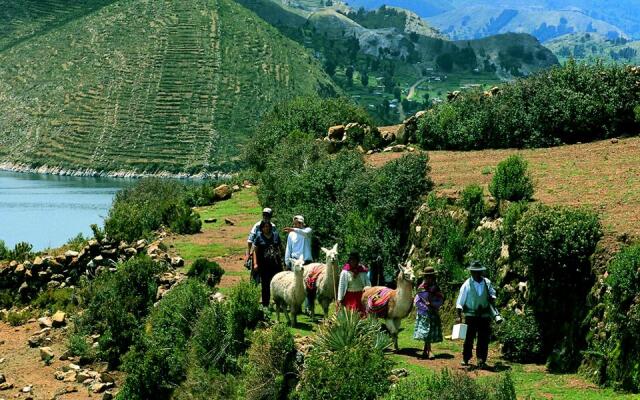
[451,323,468,340]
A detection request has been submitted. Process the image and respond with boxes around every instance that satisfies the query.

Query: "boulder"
[232,185,241,192]
[170,257,184,268]
[123,247,137,257]
[52,311,66,327]
[204,218,217,224]
[214,184,232,201]
[224,218,236,226]
[64,250,80,258]
[327,125,345,141]
[38,317,53,329]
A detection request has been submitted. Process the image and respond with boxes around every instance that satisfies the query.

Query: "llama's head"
[291,255,305,273]
[321,243,339,264]
[397,262,416,284]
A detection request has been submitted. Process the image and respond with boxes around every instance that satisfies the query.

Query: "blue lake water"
[0,171,135,251]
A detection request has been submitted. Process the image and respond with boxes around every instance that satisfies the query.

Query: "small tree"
[489,155,534,202]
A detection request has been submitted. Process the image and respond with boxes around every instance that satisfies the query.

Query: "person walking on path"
[337,252,370,316]
[456,260,497,369]
[246,207,275,283]
[413,267,444,360]
[284,215,314,314]
[252,220,283,308]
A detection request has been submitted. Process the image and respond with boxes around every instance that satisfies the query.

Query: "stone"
[64,250,79,258]
[38,317,53,328]
[213,184,232,200]
[224,218,236,226]
[91,383,108,393]
[40,347,55,361]
[52,311,66,327]
[54,385,78,396]
[0,382,13,390]
[21,385,32,393]
[54,371,66,381]
[76,371,91,383]
[103,391,114,400]
[611,138,619,144]
[14,264,25,277]
[18,282,30,295]
[204,218,217,224]
[327,125,345,140]
[28,334,45,348]
[232,185,241,192]
[47,281,61,289]
[0,374,4,384]
[33,257,44,267]
[170,257,184,268]
[100,373,115,383]
[123,248,137,257]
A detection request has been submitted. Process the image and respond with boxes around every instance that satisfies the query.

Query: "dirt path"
[0,321,117,400]
[407,77,427,100]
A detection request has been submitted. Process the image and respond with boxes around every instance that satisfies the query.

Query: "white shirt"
[284,227,313,268]
[456,277,496,310]
[337,269,371,302]
[247,220,275,244]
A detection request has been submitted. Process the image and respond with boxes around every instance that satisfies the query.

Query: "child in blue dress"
[413,267,444,359]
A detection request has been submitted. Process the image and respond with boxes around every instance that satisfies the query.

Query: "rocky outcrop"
[0,237,173,299]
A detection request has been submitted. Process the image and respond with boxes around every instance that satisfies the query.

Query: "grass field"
[368,136,640,238]
[0,0,335,173]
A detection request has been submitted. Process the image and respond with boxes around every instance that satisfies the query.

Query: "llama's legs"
[393,319,402,351]
[385,319,399,351]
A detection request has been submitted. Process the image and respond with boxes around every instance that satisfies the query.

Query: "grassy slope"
[368,136,640,238]
[169,180,637,399]
[546,33,640,64]
[0,0,336,173]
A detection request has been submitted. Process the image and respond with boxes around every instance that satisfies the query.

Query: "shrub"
[226,281,264,357]
[0,240,9,260]
[187,259,225,287]
[67,333,96,362]
[298,310,392,400]
[246,96,374,172]
[591,244,640,392]
[8,242,33,262]
[417,62,640,150]
[501,201,529,250]
[3,309,33,326]
[173,365,237,400]
[496,312,545,363]
[119,280,211,400]
[242,323,296,400]
[77,256,163,367]
[466,228,502,283]
[33,288,76,314]
[384,369,517,400]
[489,155,533,203]
[190,301,234,374]
[515,205,602,371]
[105,179,201,242]
[460,184,486,229]
[634,104,640,124]
[65,233,87,252]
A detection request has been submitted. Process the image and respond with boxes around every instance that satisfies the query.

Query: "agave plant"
[314,309,391,353]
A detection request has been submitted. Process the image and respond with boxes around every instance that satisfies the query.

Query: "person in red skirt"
[337,251,371,316]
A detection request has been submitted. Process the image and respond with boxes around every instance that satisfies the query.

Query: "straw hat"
[467,260,486,272]
[419,267,438,277]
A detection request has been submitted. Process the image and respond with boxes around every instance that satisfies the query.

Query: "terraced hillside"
[0,0,336,173]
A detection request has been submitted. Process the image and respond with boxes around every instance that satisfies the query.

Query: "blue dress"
[413,284,444,344]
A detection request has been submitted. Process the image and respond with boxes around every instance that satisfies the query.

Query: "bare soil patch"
[367,137,640,237]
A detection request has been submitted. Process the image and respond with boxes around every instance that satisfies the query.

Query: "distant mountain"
[546,32,640,64]
[0,0,337,173]
[343,0,640,40]
[428,6,625,42]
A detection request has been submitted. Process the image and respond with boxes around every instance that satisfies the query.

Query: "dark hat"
[467,260,486,272]
[419,267,438,277]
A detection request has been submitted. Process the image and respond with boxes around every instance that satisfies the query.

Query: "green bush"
[460,184,486,229]
[384,369,516,400]
[466,228,502,283]
[8,242,33,262]
[67,333,96,362]
[501,201,529,250]
[3,309,33,326]
[0,240,9,260]
[226,281,264,357]
[65,233,87,252]
[119,280,211,400]
[417,62,640,150]
[77,256,163,367]
[515,205,602,371]
[242,323,296,400]
[496,312,545,363]
[589,244,640,392]
[489,155,533,203]
[105,179,201,242]
[245,96,374,172]
[33,288,76,314]
[298,311,392,400]
[187,259,225,287]
[634,104,640,124]
[190,301,234,374]
[173,365,237,400]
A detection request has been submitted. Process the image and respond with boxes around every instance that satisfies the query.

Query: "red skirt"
[342,291,365,316]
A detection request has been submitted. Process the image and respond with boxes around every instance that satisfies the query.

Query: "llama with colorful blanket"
[361,263,415,351]
[303,244,339,321]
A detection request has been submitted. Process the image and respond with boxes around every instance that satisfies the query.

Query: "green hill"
[545,33,640,64]
[0,0,337,173]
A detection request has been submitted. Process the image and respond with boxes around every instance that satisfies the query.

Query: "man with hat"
[455,260,497,368]
[284,215,314,313]
[246,208,276,283]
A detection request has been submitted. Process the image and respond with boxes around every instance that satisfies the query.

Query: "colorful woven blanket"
[367,287,394,317]
[305,264,324,292]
